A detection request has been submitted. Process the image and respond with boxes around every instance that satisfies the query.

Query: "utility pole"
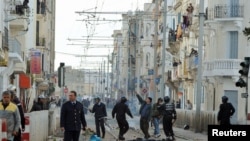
[160,0,168,98]
[152,0,159,101]
[107,55,109,97]
[98,63,102,95]
[104,60,106,98]
[89,69,90,96]
[136,12,141,94]
[110,53,114,98]
[195,0,205,133]
[118,40,121,96]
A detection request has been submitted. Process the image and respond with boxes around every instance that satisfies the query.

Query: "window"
[229,31,238,59]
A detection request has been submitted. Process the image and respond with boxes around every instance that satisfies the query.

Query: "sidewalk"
[51,108,208,141]
[129,116,208,141]
[173,127,207,141]
[82,114,208,141]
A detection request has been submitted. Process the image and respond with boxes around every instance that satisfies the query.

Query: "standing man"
[152,97,163,138]
[135,92,152,139]
[0,91,21,141]
[217,96,235,125]
[89,97,107,138]
[185,100,192,110]
[30,95,46,112]
[9,90,25,141]
[112,97,133,140]
[60,90,87,141]
[7,85,25,141]
[158,96,177,141]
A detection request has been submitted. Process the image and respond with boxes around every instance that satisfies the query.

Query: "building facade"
[0,0,56,112]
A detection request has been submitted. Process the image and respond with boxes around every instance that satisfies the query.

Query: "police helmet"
[120,97,127,103]
[95,97,101,101]
[222,96,228,103]
[164,96,170,103]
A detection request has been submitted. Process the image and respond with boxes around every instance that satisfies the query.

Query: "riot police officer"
[217,96,235,125]
[112,97,133,140]
[158,96,177,141]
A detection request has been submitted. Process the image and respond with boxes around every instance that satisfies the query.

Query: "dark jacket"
[112,101,133,120]
[30,101,43,112]
[60,101,87,131]
[90,102,107,119]
[152,102,162,118]
[13,98,25,130]
[217,102,235,125]
[136,94,152,121]
[158,102,177,119]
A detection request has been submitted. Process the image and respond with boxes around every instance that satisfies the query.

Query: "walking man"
[0,90,21,141]
[158,96,177,141]
[135,92,152,139]
[152,97,163,138]
[89,97,107,138]
[9,90,25,141]
[112,97,133,140]
[60,90,87,141]
[217,96,235,126]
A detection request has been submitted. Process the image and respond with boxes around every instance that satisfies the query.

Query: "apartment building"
[110,0,250,125]
[0,0,56,111]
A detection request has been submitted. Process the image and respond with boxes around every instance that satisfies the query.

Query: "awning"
[38,81,49,90]
[19,73,31,88]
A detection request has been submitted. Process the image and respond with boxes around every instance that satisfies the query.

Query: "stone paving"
[50,113,208,141]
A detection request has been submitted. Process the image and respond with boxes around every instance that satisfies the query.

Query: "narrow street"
[50,108,207,141]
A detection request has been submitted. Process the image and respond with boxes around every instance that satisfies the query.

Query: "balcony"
[14,61,27,74]
[7,5,30,31]
[186,55,198,71]
[37,1,46,19]
[207,5,244,21]
[203,59,241,77]
[8,38,22,63]
[167,33,180,54]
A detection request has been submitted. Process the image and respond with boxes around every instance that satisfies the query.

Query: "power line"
[66,44,114,46]
[56,51,108,57]
[81,36,113,38]
[68,38,114,41]
[75,11,155,15]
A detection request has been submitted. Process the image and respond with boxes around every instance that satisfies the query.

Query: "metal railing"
[208,5,244,20]
[8,38,22,57]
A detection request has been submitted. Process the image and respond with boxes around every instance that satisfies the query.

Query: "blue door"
[224,90,238,124]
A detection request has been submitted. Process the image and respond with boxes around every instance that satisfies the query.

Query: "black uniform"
[158,97,177,140]
[217,96,235,125]
[112,97,133,140]
[12,97,25,141]
[90,101,107,138]
[60,101,87,141]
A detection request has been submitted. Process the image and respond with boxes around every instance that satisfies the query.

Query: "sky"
[55,0,151,70]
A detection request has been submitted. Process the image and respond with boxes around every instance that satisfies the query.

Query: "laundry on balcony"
[176,24,182,39]
[182,15,190,28]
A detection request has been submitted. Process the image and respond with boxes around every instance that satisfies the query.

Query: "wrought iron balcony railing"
[208,5,244,20]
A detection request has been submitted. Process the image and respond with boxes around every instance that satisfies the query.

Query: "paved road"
[50,108,207,141]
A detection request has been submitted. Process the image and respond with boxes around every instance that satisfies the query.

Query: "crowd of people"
[0,86,235,141]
